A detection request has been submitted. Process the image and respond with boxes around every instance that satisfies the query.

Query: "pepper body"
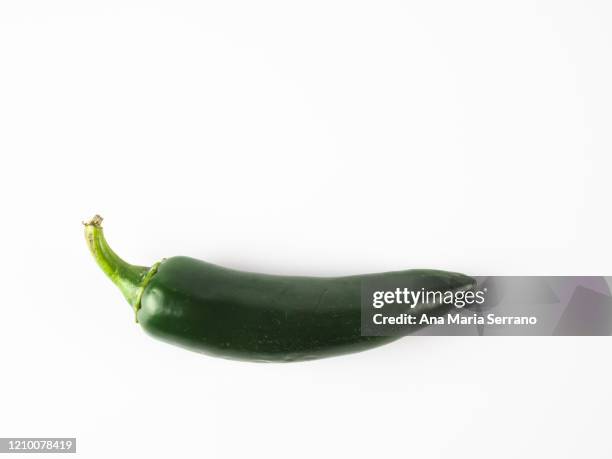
[84,216,475,362]
[138,257,474,361]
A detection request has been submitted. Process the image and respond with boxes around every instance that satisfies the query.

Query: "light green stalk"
[83,215,159,321]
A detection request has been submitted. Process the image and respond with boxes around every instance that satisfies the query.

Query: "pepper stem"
[83,215,151,316]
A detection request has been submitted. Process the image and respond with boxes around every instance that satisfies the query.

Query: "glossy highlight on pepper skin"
[84,216,476,362]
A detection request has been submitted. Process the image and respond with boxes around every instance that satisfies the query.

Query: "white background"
[1,1,611,458]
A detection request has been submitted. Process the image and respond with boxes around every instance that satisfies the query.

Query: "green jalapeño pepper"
[84,215,475,362]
